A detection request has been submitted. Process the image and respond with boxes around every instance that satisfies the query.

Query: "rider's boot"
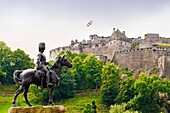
[46,72,53,87]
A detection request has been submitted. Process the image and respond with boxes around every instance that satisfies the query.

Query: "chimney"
[123,31,125,35]
[71,40,74,45]
[113,28,115,32]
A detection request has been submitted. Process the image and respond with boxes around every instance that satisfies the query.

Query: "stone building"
[49,28,170,78]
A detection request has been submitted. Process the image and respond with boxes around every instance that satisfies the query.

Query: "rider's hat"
[39,42,45,51]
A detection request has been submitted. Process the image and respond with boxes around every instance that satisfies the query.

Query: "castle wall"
[83,45,109,55]
[139,37,170,48]
[159,52,170,79]
[113,47,167,71]
[90,35,110,44]
[49,29,170,75]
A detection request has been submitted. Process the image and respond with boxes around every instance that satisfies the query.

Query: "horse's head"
[52,55,72,69]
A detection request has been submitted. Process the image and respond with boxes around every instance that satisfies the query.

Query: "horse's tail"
[13,70,23,84]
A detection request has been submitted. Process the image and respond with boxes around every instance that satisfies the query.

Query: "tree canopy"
[0,41,35,84]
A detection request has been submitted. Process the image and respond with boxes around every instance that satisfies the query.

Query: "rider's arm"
[45,62,49,65]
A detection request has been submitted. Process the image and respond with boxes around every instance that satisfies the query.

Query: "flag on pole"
[86,20,93,27]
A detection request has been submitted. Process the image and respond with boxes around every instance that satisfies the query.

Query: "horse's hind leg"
[49,85,56,106]
[23,85,32,106]
[12,85,25,107]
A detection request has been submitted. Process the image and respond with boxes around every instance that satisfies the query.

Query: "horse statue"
[12,55,72,107]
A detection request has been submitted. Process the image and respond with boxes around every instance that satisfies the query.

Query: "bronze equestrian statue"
[12,43,72,107]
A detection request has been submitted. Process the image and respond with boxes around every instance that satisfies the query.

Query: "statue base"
[8,105,65,113]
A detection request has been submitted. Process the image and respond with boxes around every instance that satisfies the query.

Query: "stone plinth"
[8,105,65,113]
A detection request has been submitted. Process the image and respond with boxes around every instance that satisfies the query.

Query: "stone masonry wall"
[113,47,167,71]
[162,52,170,79]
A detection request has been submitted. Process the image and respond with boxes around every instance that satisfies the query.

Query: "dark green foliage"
[83,100,97,113]
[83,54,103,89]
[125,73,170,113]
[64,51,103,90]
[29,85,49,104]
[0,41,12,83]
[54,70,76,100]
[104,70,170,113]
[121,68,133,77]
[100,62,120,106]
[0,41,34,84]
[83,104,92,113]
[71,55,86,90]
[114,76,136,104]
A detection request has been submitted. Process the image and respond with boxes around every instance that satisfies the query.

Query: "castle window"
[125,43,126,45]
[95,44,98,47]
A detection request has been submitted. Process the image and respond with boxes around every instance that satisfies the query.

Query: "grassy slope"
[62,91,109,113]
[0,85,109,113]
[0,85,28,113]
[0,85,17,94]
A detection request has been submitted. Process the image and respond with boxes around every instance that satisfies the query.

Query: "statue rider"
[36,42,53,87]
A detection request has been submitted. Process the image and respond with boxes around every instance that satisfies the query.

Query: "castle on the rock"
[49,28,170,78]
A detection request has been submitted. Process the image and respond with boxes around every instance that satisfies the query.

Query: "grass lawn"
[62,90,109,113]
[0,84,17,94]
[0,85,109,113]
[0,85,29,113]
[0,94,29,113]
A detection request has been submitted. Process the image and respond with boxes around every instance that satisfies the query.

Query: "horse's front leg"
[49,84,56,106]
[23,85,32,106]
[12,85,25,107]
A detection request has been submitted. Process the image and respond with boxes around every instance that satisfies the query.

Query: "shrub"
[110,103,138,113]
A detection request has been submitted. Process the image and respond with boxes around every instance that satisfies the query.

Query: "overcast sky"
[0,0,170,60]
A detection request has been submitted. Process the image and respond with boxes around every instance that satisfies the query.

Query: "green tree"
[121,68,133,77]
[11,49,34,69]
[83,54,103,89]
[71,55,86,90]
[126,73,170,113]
[110,103,138,113]
[0,41,34,84]
[54,70,76,100]
[114,76,136,104]
[100,62,121,105]
[4,49,34,84]
[29,85,49,104]
[0,41,12,83]
[69,52,103,90]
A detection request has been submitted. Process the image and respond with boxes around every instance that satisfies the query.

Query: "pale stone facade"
[49,28,170,78]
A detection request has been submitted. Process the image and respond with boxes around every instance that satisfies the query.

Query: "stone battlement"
[116,46,168,54]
